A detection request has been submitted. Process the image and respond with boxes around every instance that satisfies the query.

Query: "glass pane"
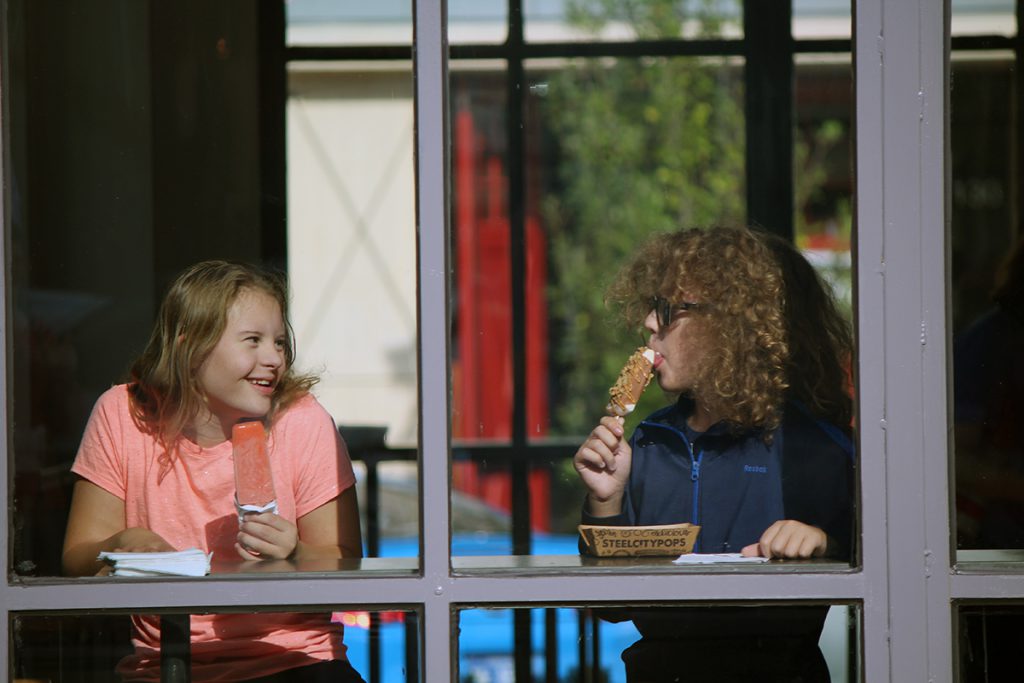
[8,3,390,575]
[457,603,859,682]
[451,50,857,563]
[524,0,743,43]
[531,56,746,441]
[286,1,413,47]
[794,54,854,315]
[792,0,851,40]
[12,609,417,682]
[8,1,274,578]
[951,0,1016,38]
[448,455,586,556]
[449,0,508,44]
[958,604,1024,681]
[450,64,513,445]
[355,457,421,559]
[450,458,515,555]
[287,65,419,449]
[950,52,1021,553]
[286,63,418,563]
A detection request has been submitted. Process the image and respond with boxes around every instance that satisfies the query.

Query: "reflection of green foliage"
[543,0,744,437]
[794,119,853,318]
[795,120,844,236]
[565,0,735,39]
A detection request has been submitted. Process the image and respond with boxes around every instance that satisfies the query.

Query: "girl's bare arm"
[62,478,175,576]
[293,486,363,560]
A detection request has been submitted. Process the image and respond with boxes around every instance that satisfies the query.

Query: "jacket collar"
[642,395,757,441]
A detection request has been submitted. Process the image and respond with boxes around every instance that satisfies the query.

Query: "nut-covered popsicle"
[606,346,656,416]
[232,421,277,521]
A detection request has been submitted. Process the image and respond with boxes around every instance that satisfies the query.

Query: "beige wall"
[287,67,419,447]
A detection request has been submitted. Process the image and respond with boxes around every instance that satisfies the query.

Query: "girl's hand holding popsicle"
[575,347,656,517]
[232,421,289,559]
[236,511,299,560]
[574,415,633,517]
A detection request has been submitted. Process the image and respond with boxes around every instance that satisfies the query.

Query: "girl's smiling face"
[194,289,286,443]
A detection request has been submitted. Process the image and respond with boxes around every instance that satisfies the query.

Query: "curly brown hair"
[127,260,318,446]
[607,225,852,433]
[760,232,854,428]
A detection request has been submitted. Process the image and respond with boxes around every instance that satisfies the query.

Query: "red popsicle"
[232,421,276,508]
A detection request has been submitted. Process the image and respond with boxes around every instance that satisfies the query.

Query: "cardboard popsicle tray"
[578,523,701,557]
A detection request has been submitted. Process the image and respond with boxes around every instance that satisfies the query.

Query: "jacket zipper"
[639,420,704,550]
[687,437,703,552]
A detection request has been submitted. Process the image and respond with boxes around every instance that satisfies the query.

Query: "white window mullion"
[856,0,953,681]
[854,0,892,678]
[414,0,454,680]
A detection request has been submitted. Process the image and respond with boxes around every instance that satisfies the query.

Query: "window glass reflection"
[449,455,586,556]
[958,604,1024,682]
[457,604,859,682]
[523,0,743,43]
[449,0,508,44]
[450,53,751,555]
[9,3,420,574]
[794,54,854,316]
[7,1,276,578]
[792,0,850,40]
[451,65,513,445]
[531,56,746,439]
[287,64,419,452]
[451,52,858,560]
[286,2,413,47]
[12,609,416,682]
[951,53,1022,552]
[572,227,855,561]
[950,0,1016,37]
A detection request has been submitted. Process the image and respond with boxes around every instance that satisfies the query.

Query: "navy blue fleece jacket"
[581,397,855,559]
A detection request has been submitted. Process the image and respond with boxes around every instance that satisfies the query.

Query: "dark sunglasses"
[650,295,709,328]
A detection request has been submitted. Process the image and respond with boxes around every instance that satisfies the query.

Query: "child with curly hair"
[574,226,855,682]
[62,260,365,682]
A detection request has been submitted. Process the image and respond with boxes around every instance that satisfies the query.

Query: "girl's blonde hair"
[608,225,850,433]
[127,260,317,444]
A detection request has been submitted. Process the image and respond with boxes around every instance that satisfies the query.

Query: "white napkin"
[234,496,279,526]
[98,548,212,577]
[673,553,770,564]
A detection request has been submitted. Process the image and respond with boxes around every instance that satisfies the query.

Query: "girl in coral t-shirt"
[62,260,365,683]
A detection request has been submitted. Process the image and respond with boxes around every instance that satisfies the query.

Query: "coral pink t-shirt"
[72,385,358,682]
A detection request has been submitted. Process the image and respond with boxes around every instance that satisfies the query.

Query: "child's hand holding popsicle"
[232,421,298,560]
[236,511,300,561]
[574,347,656,517]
